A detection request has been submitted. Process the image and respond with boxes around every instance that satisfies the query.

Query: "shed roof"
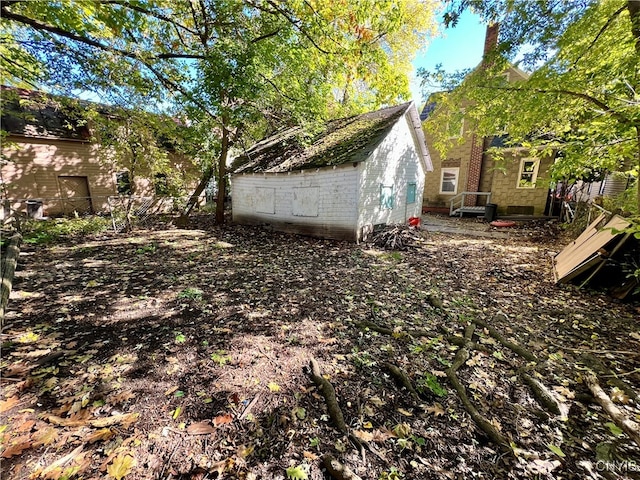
[232,102,430,174]
[1,86,90,141]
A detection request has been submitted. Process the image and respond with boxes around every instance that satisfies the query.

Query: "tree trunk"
[215,126,230,225]
[182,166,214,217]
[628,0,640,55]
[636,126,640,212]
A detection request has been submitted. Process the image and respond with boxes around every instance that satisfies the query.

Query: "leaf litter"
[0,217,639,479]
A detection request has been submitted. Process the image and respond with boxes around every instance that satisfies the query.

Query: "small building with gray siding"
[230,102,432,242]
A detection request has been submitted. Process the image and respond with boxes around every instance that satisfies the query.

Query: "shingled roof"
[1,86,90,141]
[231,103,413,174]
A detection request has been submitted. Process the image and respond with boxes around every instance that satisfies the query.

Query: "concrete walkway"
[420,214,519,239]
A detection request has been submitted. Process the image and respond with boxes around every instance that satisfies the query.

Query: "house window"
[116,171,131,195]
[406,183,417,204]
[154,173,169,195]
[380,185,394,209]
[517,158,540,189]
[440,168,459,194]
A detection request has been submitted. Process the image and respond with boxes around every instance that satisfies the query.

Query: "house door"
[58,176,92,215]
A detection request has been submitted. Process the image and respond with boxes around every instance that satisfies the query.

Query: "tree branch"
[259,73,300,101]
[99,0,199,36]
[3,6,219,122]
[479,83,632,125]
[247,0,339,55]
[571,4,627,69]
[251,29,281,43]
[1,6,204,63]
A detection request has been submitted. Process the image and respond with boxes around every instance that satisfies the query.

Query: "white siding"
[357,113,426,239]
[231,165,359,240]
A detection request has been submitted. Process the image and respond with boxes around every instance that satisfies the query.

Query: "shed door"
[58,176,92,215]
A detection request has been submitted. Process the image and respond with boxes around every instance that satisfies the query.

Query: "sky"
[409,10,487,107]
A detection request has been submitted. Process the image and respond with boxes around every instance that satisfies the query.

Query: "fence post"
[1,232,22,326]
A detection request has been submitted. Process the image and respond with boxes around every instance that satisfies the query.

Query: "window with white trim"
[517,158,540,189]
[440,168,459,194]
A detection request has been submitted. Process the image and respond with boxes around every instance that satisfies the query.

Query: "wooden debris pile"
[370,224,424,250]
[553,213,639,299]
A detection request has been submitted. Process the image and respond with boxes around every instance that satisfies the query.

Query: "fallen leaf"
[393,422,411,438]
[109,391,136,404]
[106,453,136,480]
[90,413,139,428]
[303,450,318,461]
[285,464,308,479]
[371,429,395,442]
[267,382,281,392]
[1,439,32,458]
[164,386,179,396]
[397,408,413,417]
[36,445,85,478]
[605,422,623,436]
[84,428,115,444]
[552,385,575,399]
[353,430,374,441]
[213,413,233,425]
[16,419,36,432]
[610,387,630,404]
[187,422,216,435]
[547,444,566,458]
[32,426,59,446]
[172,407,182,420]
[491,418,502,432]
[425,402,445,416]
[0,396,20,413]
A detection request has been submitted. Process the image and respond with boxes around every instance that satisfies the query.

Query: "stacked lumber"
[553,214,638,298]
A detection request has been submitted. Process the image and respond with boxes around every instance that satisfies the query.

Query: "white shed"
[231,102,433,242]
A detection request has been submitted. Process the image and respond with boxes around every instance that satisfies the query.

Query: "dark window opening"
[116,171,131,195]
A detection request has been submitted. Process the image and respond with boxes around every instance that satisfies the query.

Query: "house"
[421,25,555,218]
[230,102,432,242]
[1,86,198,219]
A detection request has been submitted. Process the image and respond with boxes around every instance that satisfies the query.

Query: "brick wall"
[488,152,554,216]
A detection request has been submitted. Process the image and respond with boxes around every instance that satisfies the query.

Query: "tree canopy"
[420,0,640,212]
[1,0,438,222]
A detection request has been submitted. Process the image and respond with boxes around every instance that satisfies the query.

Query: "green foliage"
[285,464,308,480]
[177,287,203,302]
[210,350,231,366]
[605,422,624,436]
[421,0,640,210]
[379,466,404,480]
[416,372,447,397]
[2,0,440,222]
[135,243,157,254]
[22,217,110,244]
[174,332,186,344]
[351,348,376,369]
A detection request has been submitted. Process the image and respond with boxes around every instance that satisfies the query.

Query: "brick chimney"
[483,23,499,58]
[465,23,499,207]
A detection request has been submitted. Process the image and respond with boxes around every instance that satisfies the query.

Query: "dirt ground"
[1,215,639,480]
